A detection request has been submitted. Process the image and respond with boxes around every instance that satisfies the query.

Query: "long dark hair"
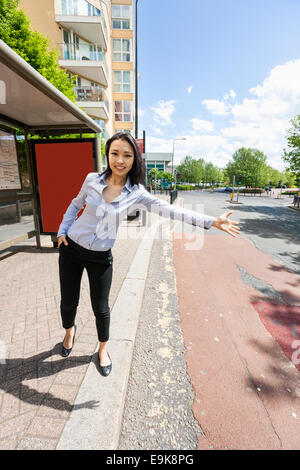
[100,132,146,186]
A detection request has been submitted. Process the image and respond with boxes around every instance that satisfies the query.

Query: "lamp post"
[172,137,186,189]
[135,0,138,139]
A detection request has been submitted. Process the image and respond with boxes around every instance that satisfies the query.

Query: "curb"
[56,215,162,450]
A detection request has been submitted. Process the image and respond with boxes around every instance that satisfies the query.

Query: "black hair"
[100,132,146,186]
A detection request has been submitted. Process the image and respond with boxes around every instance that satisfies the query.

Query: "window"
[113,39,131,62]
[114,101,132,122]
[112,4,131,29]
[114,71,131,93]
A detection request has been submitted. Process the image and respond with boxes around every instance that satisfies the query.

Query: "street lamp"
[172,137,186,189]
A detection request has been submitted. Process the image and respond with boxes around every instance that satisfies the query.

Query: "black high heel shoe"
[97,351,112,377]
[61,324,77,358]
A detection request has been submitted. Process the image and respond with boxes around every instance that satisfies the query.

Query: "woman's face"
[108,138,134,178]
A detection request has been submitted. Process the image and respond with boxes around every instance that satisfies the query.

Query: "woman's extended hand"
[212,211,240,238]
[58,235,68,248]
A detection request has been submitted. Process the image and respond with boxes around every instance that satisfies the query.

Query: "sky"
[136,0,300,171]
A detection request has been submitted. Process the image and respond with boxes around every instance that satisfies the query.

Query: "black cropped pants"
[58,235,113,342]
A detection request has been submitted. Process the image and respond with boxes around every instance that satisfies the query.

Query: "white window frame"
[113,71,132,93]
[112,4,132,29]
[113,38,132,62]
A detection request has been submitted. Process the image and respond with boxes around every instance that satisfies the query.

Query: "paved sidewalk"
[0,216,150,449]
[0,195,173,450]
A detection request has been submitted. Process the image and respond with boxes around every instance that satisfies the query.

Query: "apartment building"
[18,0,135,140]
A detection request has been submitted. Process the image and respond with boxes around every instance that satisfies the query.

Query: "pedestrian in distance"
[57,132,240,377]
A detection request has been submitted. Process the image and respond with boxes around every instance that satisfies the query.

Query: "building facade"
[143,153,173,173]
[18,0,135,140]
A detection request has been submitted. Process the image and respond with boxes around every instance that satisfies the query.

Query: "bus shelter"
[0,40,102,249]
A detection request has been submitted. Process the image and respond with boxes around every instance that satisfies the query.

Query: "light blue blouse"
[57,172,216,251]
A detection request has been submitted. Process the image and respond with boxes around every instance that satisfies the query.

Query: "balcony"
[56,16,107,50]
[56,0,107,48]
[58,43,108,86]
[74,86,109,121]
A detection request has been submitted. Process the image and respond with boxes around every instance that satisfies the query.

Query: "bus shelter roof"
[0,40,102,134]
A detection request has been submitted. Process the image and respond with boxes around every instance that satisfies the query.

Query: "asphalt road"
[120,190,300,450]
[170,190,300,449]
[180,190,300,274]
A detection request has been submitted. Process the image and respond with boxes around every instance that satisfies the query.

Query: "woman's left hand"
[212,211,240,238]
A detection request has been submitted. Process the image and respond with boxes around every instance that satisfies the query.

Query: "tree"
[176,156,202,183]
[157,171,172,182]
[0,0,76,101]
[225,147,268,187]
[148,168,159,181]
[283,115,300,177]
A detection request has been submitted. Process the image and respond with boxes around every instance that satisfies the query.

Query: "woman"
[57,132,240,377]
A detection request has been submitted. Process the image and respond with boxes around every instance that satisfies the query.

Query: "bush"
[282,190,298,195]
[240,188,265,194]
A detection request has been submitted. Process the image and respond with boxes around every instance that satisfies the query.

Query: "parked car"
[224,186,239,192]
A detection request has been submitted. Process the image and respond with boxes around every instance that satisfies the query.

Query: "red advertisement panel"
[33,140,96,234]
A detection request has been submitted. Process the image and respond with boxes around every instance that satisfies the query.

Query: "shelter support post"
[24,130,41,249]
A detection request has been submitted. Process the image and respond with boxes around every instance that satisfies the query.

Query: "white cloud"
[146,134,235,167]
[190,118,214,132]
[187,85,193,94]
[220,59,300,167]
[150,100,176,126]
[138,108,146,117]
[146,60,300,171]
[202,89,236,116]
[224,89,236,100]
[152,126,164,136]
[202,99,229,115]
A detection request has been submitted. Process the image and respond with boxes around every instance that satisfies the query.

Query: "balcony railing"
[74,86,109,111]
[58,43,109,78]
[61,0,101,17]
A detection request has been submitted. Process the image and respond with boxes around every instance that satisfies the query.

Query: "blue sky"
[136,0,300,170]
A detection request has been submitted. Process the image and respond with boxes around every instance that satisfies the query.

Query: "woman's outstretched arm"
[136,188,240,236]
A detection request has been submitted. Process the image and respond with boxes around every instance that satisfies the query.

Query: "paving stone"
[17,437,57,450]
[0,437,17,450]
[0,224,144,449]
[0,411,36,439]
[26,416,66,439]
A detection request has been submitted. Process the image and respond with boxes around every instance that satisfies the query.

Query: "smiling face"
[108,138,135,179]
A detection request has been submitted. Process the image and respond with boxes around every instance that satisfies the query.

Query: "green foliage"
[148,168,159,181]
[176,156,223,184]
[225,147,268,187]
[0,0,76,101]
[157,171,172,181]
[240,188,265,194]
[283,115,300,176]
[176,184,199,190]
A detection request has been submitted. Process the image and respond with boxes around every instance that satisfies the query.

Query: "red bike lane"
[173,232,300,450]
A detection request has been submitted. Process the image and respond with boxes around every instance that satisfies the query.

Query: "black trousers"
[58,235,113,342]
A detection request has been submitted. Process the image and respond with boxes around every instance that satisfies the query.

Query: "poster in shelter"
[0,130,21,190]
